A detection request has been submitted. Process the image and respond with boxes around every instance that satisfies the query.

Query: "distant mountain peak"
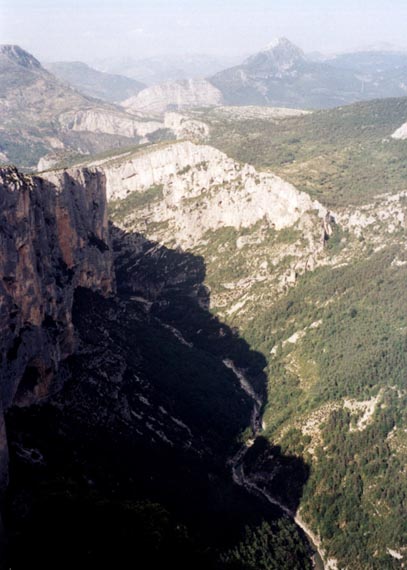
[0,44,41,69]
[244,37,304,72]
[263,37,302,53]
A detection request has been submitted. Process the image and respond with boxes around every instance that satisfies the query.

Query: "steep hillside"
[45,61,146,103]
[97,133,407,569]
[209,38,407,109]
[0,45,170,168]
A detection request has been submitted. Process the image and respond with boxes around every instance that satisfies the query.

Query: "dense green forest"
[240,244,407,568]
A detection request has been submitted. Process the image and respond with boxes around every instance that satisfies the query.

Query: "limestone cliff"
[57,108,163,139]
[0,166,114,487]
[89,140,325,246]
[163,112,210,141]
[90,141,329,322]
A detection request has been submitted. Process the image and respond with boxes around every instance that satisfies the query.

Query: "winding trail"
[224,358,326,570]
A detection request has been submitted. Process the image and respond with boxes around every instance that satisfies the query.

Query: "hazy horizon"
[1,0,407,64]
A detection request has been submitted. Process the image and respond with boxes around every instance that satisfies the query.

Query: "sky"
[1,0,407,63]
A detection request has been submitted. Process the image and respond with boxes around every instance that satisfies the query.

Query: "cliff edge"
[0,166,115,487]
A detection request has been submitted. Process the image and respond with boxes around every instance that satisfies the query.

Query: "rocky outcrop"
[122,79,224,116]
[244,37,306,77]
[92,141,336,325]
[0,44,41,70]
[164,112,210,141]
[337,190,407,237]
[391,121,407,139]
[58,108,163,139]
[91,141,325,246]
[0,166,114,487]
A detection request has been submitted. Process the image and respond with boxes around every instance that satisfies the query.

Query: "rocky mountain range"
[45,61,146,103]
[209,38,407,109]
[9,40,407,130]
[0,45,170,169]
[116,38,407,115]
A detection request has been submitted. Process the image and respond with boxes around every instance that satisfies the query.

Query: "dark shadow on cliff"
[112,226,268,401]
[242,437,310,514]
[4,226,311,570]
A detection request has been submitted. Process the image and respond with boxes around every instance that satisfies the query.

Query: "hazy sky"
[1,0,407,62]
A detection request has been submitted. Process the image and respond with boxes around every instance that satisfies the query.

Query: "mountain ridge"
[0,45,172,168]
[0,44,42,69]
[207,38,407,109]
[45,60,146,103]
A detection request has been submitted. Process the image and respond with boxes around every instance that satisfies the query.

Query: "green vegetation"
[204,97,407,207]
[108,184,164,222]
[221,520,312,570]
[103,96,407,569]
[194,222,305,299]
[238,243,407,568]
[0,131,50,169]
[303,399,407,569]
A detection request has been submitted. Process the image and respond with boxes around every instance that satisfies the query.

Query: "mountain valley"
[71,96,407,569]
[0,164,315,569]
[1,32,407,570]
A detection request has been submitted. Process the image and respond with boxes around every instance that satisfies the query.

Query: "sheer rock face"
[0,166,114,486]
[92,141,324,246]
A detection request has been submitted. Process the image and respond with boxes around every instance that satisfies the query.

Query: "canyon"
[1,39,407,568]
[0,163,315,569]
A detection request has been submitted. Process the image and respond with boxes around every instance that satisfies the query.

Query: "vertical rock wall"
[0,166,115,487]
